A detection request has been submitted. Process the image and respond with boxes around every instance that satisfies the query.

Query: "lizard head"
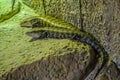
[26,30,48,42]
[20,18,42,28]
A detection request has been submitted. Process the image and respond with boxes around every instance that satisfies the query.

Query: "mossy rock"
[0,0,120,80]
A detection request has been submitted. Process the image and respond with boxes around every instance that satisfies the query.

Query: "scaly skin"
[21,17,108,79]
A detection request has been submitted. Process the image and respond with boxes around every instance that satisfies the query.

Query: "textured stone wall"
[42,0,120,68]
[81,0,120,68]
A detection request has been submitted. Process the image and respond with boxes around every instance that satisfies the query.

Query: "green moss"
[0,0,20,23]
[0,2,40,76]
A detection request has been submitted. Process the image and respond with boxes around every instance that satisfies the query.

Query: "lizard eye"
[32,21,41,28]
[31,18,41,28]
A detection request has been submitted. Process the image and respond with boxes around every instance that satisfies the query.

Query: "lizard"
[20,16,109,80]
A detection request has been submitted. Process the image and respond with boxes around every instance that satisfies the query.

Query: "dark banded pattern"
[21,16,80,32]
[26,30,76,41]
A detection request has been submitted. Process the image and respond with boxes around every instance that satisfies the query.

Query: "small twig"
[79,0,84,31]
[11,0,15,10]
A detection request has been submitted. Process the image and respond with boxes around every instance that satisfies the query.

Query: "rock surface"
[0,0,120,80]
[0,0,20,22]
[95,60,120,80]
[0,42,97,80]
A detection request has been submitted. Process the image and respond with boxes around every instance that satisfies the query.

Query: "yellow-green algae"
[0,1,92,77]
[0,0,20,23]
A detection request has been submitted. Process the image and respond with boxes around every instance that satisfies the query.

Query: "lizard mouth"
[26,31,42,38]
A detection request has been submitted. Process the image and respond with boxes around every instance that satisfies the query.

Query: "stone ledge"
[0,40,96,80]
